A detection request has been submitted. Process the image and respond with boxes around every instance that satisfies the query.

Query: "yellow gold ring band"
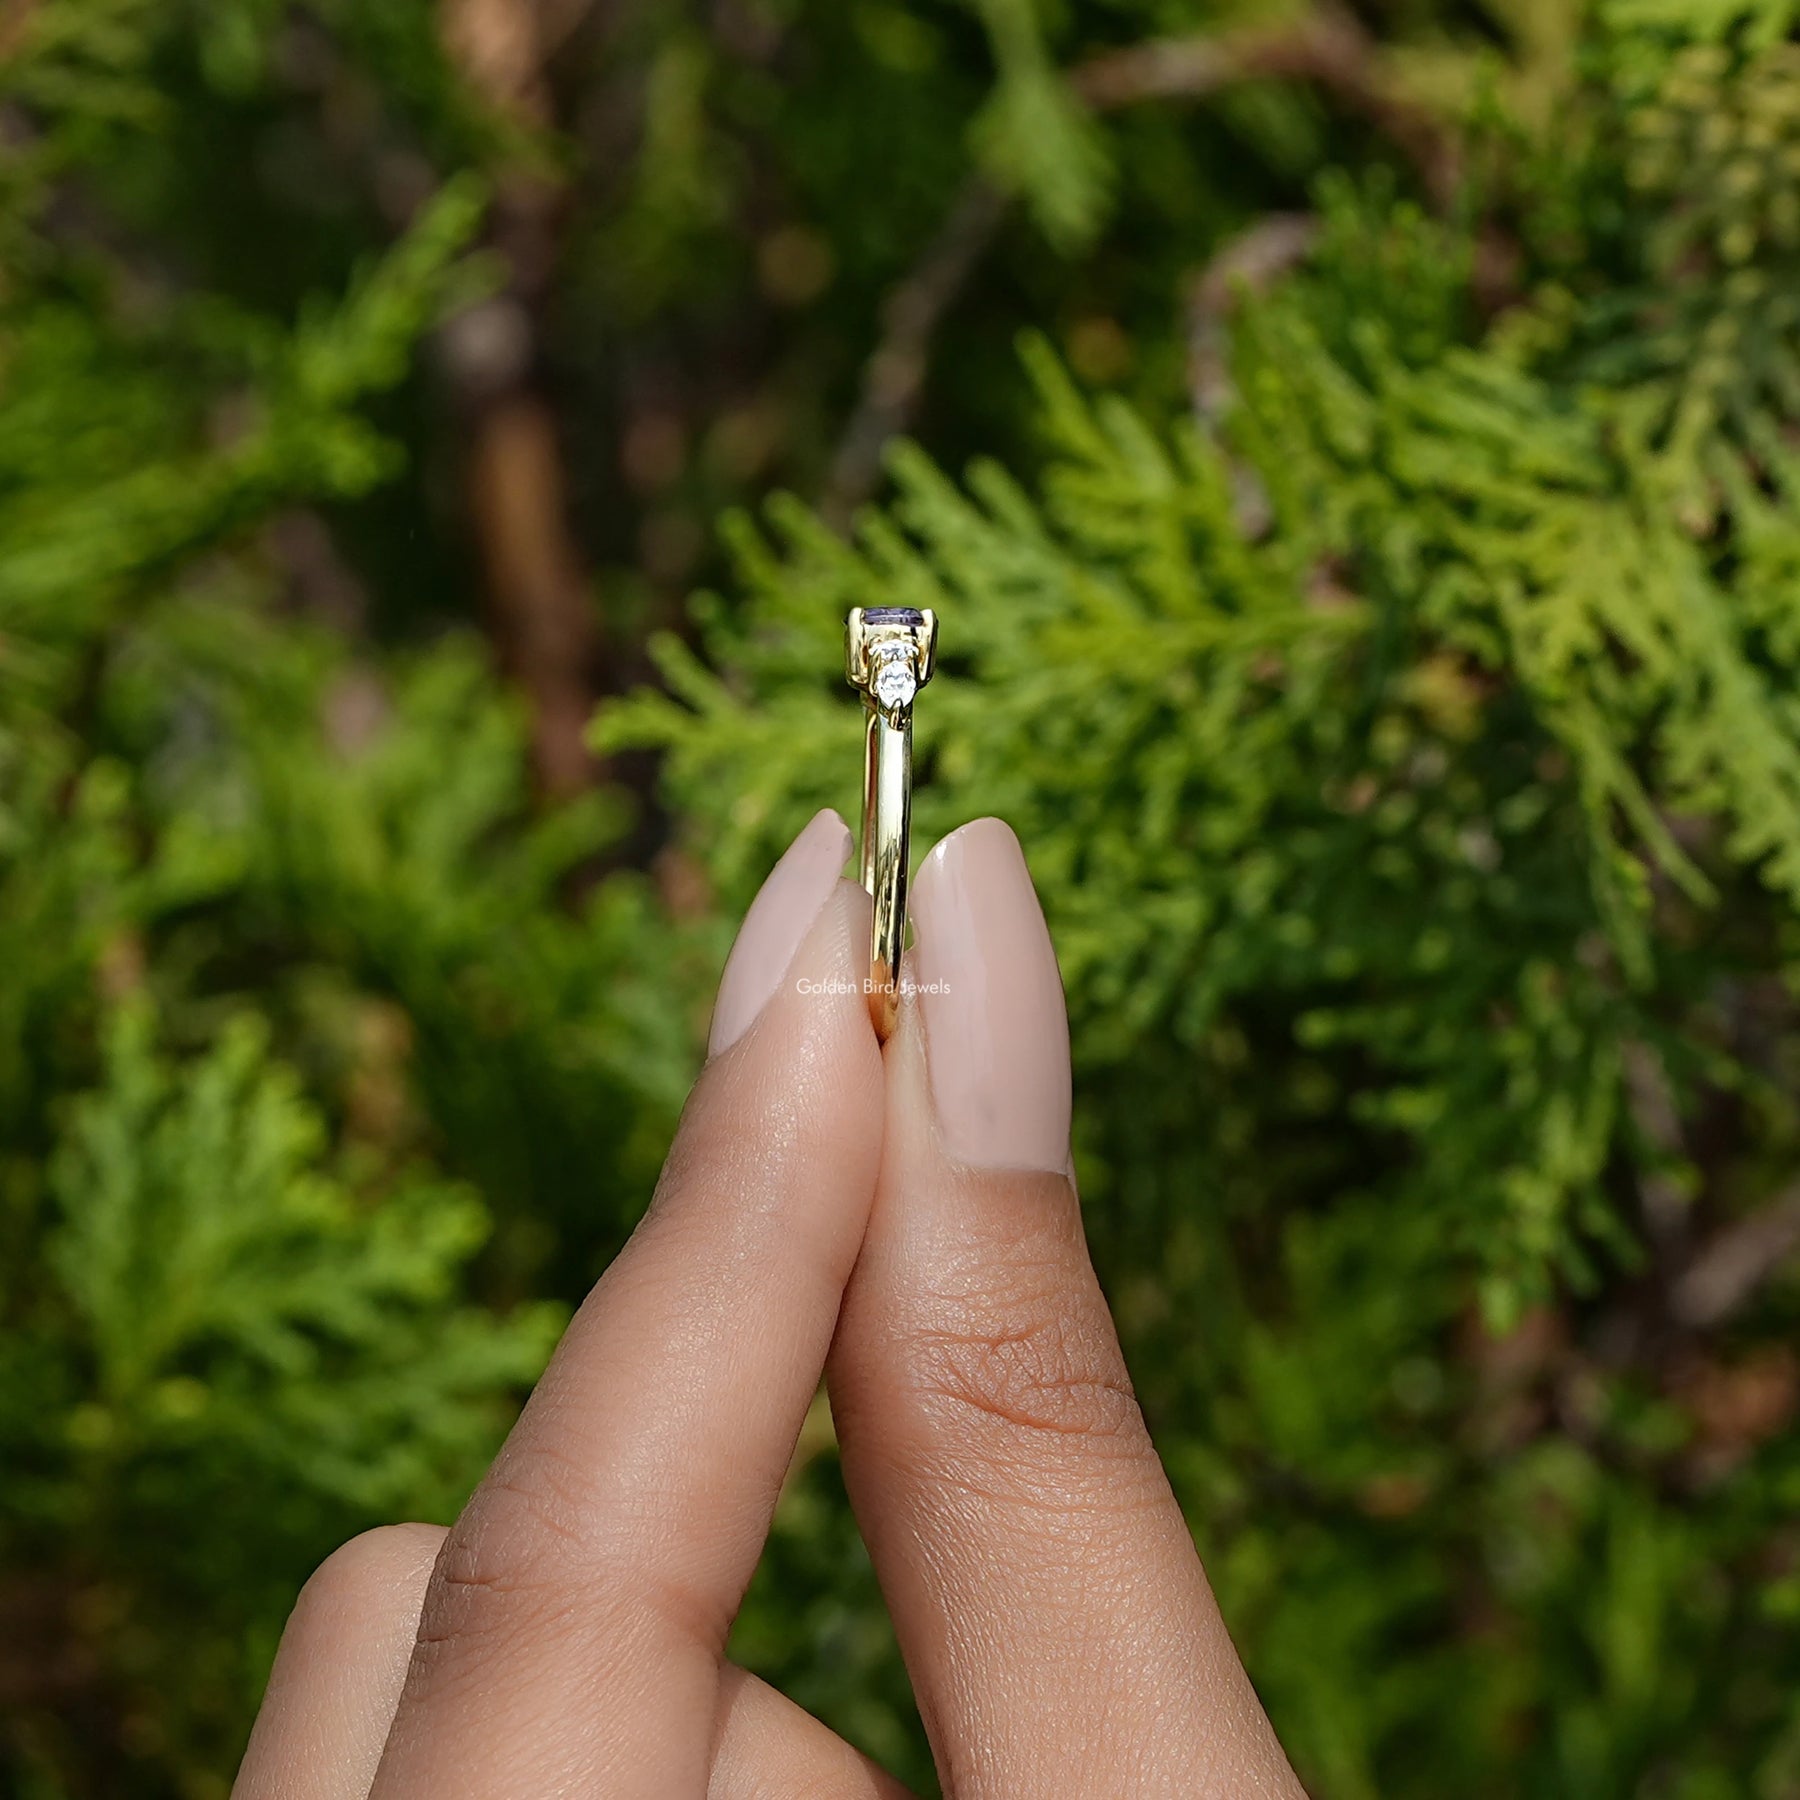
[845,606,938,1040]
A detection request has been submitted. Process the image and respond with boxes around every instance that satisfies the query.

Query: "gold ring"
[845,606,938,1040]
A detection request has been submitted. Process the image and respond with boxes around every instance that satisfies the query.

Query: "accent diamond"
[869,643,918,716]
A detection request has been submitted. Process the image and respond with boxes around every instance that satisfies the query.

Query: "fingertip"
[906,815,1070,1173]
[708,810,856,1059]
[238,1524,447,1799]
[292,1522,446,1627]
[679,869,884,1250]
[916,814,1020,878]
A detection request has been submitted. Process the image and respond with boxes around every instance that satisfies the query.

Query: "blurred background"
[10,0,1800,1794]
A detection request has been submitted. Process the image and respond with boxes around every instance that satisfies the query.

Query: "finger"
[373,811,884,1797]
[829,819,1303,1799]
[708,1668,917,1800]
[232,1526,913,1800]
[233,1524,444,1800]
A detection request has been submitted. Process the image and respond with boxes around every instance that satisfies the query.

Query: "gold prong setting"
[846,607,938,726]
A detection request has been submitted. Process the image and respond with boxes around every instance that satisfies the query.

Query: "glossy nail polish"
[908,818,1071,1171]
[709,810,853,1057]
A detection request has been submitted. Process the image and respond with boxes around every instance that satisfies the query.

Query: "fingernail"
[709,810,853,1057]
[910,818,1071,1171]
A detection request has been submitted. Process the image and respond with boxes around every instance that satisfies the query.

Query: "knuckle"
[411,1450,594,1654]
[447,1450,589,1580]
[906,1280,1144,1453]
[410,1445,732,1663]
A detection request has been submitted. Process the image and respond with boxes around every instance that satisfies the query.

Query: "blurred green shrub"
[11,0,1800,1796]
[9,1003,561,1780]
[0,5,689,1790]
[604,13,1800,1795]
[0,603,688,1785]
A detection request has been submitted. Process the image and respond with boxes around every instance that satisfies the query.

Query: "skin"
[233,838,1306,1800]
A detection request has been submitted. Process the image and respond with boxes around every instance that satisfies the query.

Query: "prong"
[845,608,868,687]
[844,607,936,715]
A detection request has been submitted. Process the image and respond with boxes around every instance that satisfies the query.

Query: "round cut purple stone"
[862,607,925,626]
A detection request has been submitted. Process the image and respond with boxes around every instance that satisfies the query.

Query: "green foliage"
[1,604,687,1792]
[969,0,1113,246]
[13,0,1800,1796]
[0,4,686,1789]
[4,1005,560,1779]
[601,14,1800,1794]
[0,167,494,662]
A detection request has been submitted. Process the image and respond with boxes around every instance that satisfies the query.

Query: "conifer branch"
[1188,213,1322,426]
[826,2,1456,519]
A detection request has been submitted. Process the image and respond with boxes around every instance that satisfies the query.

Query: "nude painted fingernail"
[910,818,1071,1171]
[709,810,853,1057]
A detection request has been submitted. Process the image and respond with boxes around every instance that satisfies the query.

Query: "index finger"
[372,812,882,1798]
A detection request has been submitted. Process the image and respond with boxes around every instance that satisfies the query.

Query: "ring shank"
[863,705,912,1039]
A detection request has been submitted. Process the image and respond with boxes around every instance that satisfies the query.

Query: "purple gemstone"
[862,607,924,626]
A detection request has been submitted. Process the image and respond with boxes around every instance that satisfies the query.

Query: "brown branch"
[1671,1187,1800,1330]
[1072,4,1457,205]
[437,0,603,797]
[1623,1039,1693,1257]
[466,395,602,795]
[1614,1043,1800,1335]
[824,3,1458,520]
[823,178,1009,527]
[538,0,603,61]
[1187,212,1321,424]
[1183,213,1320,539]
[0,0,38,63]
[440,0,552,123]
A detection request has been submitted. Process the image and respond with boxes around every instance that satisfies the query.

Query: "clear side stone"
[870,644,918,716]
